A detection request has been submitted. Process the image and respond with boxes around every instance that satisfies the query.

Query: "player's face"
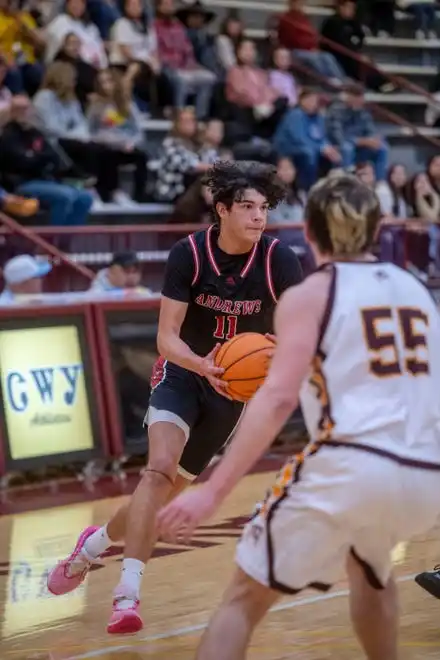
[220,189,269,245]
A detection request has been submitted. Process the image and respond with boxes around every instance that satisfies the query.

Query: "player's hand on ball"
[158,484,219,544]
[200,344,232,400]
[265,333,277,344]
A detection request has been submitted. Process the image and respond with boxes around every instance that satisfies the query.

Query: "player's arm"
[207,271,329,502]
[157,240,223,382]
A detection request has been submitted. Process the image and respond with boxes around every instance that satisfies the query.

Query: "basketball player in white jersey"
[158,173,440,660]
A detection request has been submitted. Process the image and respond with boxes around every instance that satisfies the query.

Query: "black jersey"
[162,225,303,356]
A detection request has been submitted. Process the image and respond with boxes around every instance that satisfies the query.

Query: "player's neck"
[314,252,376,266]
[217,230,254,255]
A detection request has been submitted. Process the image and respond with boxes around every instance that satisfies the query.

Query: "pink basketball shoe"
[107,597,143,634]
[47,526,99,596]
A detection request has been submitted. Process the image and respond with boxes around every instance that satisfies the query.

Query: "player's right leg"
[47,362,199,608]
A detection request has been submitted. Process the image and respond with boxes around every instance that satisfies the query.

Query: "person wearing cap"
[176,1,221,76]
[89,250,142,292]
[0,254,52,304]
[154,0,216,119]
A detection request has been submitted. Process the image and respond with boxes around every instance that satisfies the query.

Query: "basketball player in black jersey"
[46,160,303,634]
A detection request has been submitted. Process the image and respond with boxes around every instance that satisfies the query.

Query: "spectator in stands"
[0,254,51,304]
[327,85,388,182]
[269,157,305,224]
[215,9,243,71]
[380,164,409,218]
[54,33,98,110]
[427,154,440,197]
[408,171,440,274]
[176,1,222,76]
[45,0,107,69]
[321,0,395,92]
[269,47,299,108]
[397,0,437,39]
[90,250,142,291]
[0,0,45,96]
[155,106,209,202]
[170,176,213,223]
[110,0,160,110]
[273,89,341,190]
[154,0,216,119]
[0,94,93,225]
[226,39,287,139]
[87,69,147,204]
[0,54,13,126]
[198,118,224,163]
[278,0,347,85]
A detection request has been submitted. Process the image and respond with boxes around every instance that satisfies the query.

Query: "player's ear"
[215,201,227,220]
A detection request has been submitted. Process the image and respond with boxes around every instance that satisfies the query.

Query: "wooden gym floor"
[2,462,440,660]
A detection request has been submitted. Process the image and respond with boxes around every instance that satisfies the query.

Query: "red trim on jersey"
[205,224,259,278]
[150,356,166,389]
[188,233,201,285]
[266,239,279,303]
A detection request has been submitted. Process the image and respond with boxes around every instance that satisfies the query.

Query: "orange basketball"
[215,332,274,402]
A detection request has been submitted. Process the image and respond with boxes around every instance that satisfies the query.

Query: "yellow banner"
[0,326,94,459]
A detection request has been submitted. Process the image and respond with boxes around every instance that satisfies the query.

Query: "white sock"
[114,558,145,607]
[82,525,112,560]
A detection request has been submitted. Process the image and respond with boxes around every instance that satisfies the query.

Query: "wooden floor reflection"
[1,469,440,659]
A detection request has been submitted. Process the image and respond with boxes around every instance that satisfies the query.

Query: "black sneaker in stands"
[415,566,440,599]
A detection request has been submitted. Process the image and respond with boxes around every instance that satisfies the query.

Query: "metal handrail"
[0,212,94,280]
[286,57,440,150]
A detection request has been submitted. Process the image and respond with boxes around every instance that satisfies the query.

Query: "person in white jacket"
[396,0,437,39]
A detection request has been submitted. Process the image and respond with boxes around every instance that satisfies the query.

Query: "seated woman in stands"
[44,0,107,69]
[154,106,209,202]
[54,32,98,109]
[109,0,160,112]
[87,68,148,204]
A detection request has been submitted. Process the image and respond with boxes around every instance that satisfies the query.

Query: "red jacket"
[278,10,319,51]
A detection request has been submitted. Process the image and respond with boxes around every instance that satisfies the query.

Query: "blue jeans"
[16,181,93,226]
[293,50,346,80]
[341,141,389,181]
[5,62,44,96]
[407,4,436,32]
[162,66,215,119]
[289,146,335,190]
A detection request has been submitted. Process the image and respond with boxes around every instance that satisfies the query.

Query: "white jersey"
[300,261,440,464]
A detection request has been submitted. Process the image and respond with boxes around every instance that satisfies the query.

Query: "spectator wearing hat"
[176,1,222,76]
[0,254,51,304]
[154,0,216,119]
[89,251,143,291]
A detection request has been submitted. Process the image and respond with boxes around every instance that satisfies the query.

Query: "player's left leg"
[196,567,279,660]
[347,552,399,660]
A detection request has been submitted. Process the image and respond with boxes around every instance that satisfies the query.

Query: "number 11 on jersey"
[214,315,238,340]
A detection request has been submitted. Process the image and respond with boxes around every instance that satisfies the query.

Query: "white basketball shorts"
[236,443,440,594]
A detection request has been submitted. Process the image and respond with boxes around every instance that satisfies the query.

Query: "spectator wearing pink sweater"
[269,47,299,107]
[226,39,281,112]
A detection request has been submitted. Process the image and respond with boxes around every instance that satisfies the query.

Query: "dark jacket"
[0,121,65,189]
[321,14,365,76]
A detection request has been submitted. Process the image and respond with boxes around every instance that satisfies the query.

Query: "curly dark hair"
[202,161,287,216]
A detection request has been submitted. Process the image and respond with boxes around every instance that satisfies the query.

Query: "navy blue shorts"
[145,359,244,478]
